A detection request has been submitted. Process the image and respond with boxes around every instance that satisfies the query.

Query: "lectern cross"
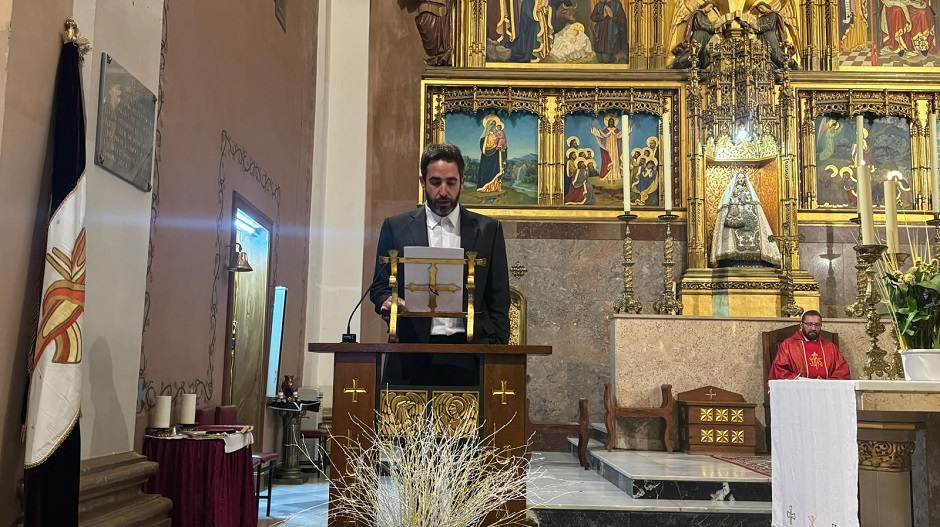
[493,380,515,405]
[343,378,367,403]
[705,388,717,400]
[405,263,460,311]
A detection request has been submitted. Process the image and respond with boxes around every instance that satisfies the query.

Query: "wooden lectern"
[308,342,551,527]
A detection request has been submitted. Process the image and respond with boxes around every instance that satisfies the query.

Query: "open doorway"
[222,194,273,440]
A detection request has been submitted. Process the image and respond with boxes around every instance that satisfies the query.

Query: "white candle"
[622,114,630,213]
[662,111,672,212]
[857,115,876,245]
[153,395,171,429]
[180,393,197,425]
[884,175,899,253]
[930,113,939,213]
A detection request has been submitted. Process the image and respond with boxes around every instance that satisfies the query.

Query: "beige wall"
[0,0,75,522]
[138,0,317,453]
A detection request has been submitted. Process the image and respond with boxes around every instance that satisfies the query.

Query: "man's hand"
[380,296,407,321]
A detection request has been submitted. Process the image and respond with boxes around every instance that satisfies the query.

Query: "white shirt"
[425,204,464,335]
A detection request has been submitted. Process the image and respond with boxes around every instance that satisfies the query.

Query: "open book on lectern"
[402,246,464,313]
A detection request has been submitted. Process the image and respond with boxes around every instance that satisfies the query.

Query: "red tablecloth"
[143,436,255,527]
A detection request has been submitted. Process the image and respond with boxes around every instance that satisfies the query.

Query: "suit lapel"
[459,207,479,253]
[408,207,429,247]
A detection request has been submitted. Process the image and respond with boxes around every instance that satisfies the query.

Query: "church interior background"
[2,0,940,525]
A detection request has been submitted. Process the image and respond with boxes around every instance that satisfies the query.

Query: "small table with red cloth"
[143,435,255,527]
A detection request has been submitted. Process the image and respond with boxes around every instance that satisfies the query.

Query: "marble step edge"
[527,508,771,527]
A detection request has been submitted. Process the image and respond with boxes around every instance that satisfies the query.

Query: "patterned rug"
[710,454,772,477]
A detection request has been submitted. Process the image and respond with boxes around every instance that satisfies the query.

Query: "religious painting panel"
[838,0,940,67]
[485,0,629,65]
[444,109,540,206]
[812,114,913,209]
[703,161,780,266]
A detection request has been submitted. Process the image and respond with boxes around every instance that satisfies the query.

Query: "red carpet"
[710,454,772,477]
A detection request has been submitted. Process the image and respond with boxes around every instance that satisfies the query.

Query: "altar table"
[143,435,256,527]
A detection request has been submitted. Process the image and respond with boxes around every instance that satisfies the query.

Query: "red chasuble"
[768,329,851,387]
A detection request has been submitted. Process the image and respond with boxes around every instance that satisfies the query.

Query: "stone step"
[78,451,172,527]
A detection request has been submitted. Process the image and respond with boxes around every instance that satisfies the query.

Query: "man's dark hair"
[420,142,465,179]
[801,309,822,322]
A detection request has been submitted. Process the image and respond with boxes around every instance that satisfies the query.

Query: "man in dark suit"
[370,142,510,386]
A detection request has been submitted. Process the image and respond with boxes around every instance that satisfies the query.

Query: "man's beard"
[802,329,819,341]
[426,190,460,217]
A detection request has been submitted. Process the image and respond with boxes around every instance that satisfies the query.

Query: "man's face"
[801,316,822,341]
[421,160,464,217]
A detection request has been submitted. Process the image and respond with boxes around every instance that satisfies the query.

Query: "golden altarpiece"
[416,0,940,318]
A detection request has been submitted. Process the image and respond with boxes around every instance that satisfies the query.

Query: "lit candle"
[662,111,672,212]
[856,115,875,245]
[622,114,631,213]
[930,113,939,214]
[153,396,171,429]
[884,174,899,253]
[180,393,197,425]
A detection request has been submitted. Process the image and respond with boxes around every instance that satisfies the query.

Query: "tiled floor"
[256,450,769,525]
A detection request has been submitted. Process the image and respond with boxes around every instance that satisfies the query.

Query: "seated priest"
[369,142,511,387]
[768,310,851,387]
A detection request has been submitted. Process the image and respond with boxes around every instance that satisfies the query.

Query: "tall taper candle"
[180,393,197,425]
[662,110,672,212]
[884,175,899,253]
[930,113,939,213]
[622,114,631,213]
[153,395,171,429]
[856,115,876,245]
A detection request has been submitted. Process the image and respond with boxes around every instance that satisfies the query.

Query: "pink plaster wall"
[137,0,317,452]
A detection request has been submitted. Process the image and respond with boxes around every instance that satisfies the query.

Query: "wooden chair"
[761,324,840,451]
[604,383,676,453]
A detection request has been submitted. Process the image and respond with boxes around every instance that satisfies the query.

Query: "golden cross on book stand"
[343,379,367,403]
[404,263,460,311]
[381,249,486,343]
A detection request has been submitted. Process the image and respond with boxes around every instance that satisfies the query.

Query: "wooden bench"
[604,383,676,453]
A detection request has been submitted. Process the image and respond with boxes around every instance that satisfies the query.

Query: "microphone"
[342,261,388,343]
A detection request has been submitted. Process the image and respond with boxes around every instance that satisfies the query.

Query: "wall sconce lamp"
[227,243,253,273]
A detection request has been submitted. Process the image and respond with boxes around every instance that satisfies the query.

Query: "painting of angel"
[838,0,940,66]
[444,110,539,206]
[486,0,629,64]
[813,115,913,208]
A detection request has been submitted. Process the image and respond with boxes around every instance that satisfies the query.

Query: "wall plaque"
[94,53,156,192]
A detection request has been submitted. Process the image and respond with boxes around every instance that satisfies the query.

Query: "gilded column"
[801,97,818,209]
[686,73,707,269]
[630,0,647,69]
[456,0,486,67]
[913,102,928,211]
[651,0,666,68]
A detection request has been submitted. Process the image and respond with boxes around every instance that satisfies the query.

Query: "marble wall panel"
[611,315,894,452]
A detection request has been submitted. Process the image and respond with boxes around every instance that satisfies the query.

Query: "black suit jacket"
[369,205,511,344]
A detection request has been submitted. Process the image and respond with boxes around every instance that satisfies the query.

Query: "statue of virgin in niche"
[711,173,781,267]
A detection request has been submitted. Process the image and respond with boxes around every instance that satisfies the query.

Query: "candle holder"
[613,213,643,314]
[855,244,895,379]
[176,423,196,433]
[844,216,866,318]
[769,222,804,318]
[928,213,940,258]
[653,213,683,315]
[886,252,910,380]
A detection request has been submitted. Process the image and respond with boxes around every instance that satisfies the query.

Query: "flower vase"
[898,349,940,381]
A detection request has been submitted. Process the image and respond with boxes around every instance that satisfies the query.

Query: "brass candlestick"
[928,214,940,258]
[887,252,910,380]
[855,244,895,379]
[769,222,804,318]
[654,213,682,315]
[845,216,866,318]
[613,213,642,314]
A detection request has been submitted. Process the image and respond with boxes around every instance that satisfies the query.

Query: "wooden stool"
[300,429,330,477]
[604,383,675,453]
[252,452,279,517]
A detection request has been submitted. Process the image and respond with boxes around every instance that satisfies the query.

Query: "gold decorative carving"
[716,429,729,443]
[378,390,427,437]
[731,430,745,443]
[731,409,744,423]
[701,429,714,442]
[715,408,729,422]
[858,440,915,472]
[700,408,714,421]
[431,391,479,438]
[705,134,779,160]
[344,378,367,403]
[493,380,515,405]
[681,281,819,291]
